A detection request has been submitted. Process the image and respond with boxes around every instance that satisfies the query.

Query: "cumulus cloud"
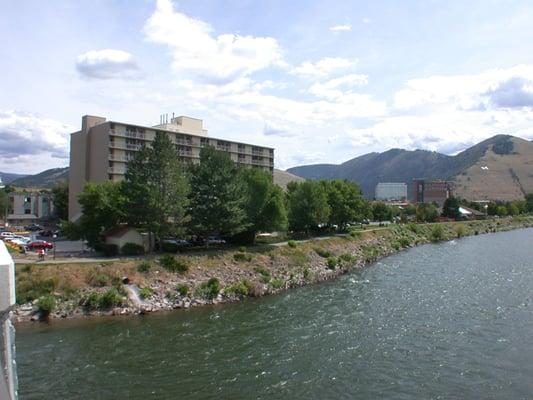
[263,123,296,137]
[329,24,352,32]
[143,0,285,84]
[76,49,140,79]
[394,64,533,111]
[292,57,357,79]
[486,76,533,108]
[308,73,368,100]
[0,110,73,173]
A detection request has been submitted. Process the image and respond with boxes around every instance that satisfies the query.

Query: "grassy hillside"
[10,167,68,189]
[0,171,27,184]
[288,135,533,201]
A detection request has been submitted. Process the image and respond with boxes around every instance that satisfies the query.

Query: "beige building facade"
[6,191,54,226]
[69,115,274,221]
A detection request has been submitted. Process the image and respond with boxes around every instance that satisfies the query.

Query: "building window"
[200,138,209,147]
[25,209,31,215]
[238,144,245,152]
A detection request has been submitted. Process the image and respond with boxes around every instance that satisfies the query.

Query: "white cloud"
[292,57,357,78]
[0,110,73,173]
[76,49,139,79]
[394,64,533,110]
[362,17,371,24]
[329,24,352,32]
[308,73,368,100]
[143,0,285,84]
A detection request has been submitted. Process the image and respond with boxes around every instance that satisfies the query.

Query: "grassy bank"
[12,216,533,322]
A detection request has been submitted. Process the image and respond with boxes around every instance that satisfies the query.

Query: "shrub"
[288,250,309,267]
[159,255,189,273]
[37,295,56,315]
[121,242,145,256]
[225,280,252,297]
[88,273,110,287]
[176,283,189,296]
[139,287,154,300]
[431,225,444,242]
[238,246,247,253]
[195,278,220,299]
[101,244,119,257]
[303,267,311,280]
[269,278,284,289]
[314,247,332,258]
[407,223,420,234]
[287,240,297,248]
[16,276,57,304]
[99,288,124,309]
[339,253,357,264]
[398,236,411,248]
[137,261,152,273]
[233,252,252,262]
[455,224,465,238]
[327,256,338,270]
[254,266,270,277]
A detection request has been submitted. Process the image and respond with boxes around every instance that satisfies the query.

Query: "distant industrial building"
[6,191,54,226]
[412,179,454,206]
[375,182,407,201]
[69,115,275,221]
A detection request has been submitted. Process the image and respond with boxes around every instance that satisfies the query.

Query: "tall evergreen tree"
[51,182,69,221]
[122,132,189,247]
[442,197,460,219]
[188,146,248,238]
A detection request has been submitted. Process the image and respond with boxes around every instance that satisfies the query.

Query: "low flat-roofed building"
[6,191,54,226]
[69,115,275,221]
[375,182,407,201]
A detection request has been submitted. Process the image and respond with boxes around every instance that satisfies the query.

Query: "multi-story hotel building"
[69,115,274,221]
[412,179,454,206]
[375,182,408,201]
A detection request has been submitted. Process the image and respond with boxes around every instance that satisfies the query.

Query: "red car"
[26,240,54,250]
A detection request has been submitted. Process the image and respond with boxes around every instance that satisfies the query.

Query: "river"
[16,228,533,399]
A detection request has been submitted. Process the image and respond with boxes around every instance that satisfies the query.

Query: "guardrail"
[0,241,18,400]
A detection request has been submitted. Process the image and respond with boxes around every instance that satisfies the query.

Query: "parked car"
[206,236,226,245]
[0,232,15,240]
[162,238,191,247]
[24,224,43,231]
[26,240,54,250]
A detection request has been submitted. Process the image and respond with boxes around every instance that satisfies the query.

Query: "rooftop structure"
[69,115,274,221]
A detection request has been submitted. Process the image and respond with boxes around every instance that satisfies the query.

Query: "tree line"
[62,132,533,250]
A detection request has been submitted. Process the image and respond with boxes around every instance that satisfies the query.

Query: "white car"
[0,232,15,240]
[8,237,31,246]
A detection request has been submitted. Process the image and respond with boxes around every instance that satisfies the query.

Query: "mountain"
[9,167,69,189]
[273,168,305,190]
[287,135,533,201]
[0,172,27,184]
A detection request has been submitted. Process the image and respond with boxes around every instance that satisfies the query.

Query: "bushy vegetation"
[195,278,220,300]
[37,295,56,315]
[269,278,284,289]
[159,255,189,273]
[100,243,119,257]
[121,242,145,256]
[314,247,333,258]
[287,240,297,248]
[339,253,357,264]
[83,288,124,310]
[137,260,152,273]
[326,256,338,270]
[233,252,253,262]
[176,283,189,296]
[16,276,57,304]
[139,287,154,300]
[430,224,445,242]
[455,224,466,238]
[225,280,253,297]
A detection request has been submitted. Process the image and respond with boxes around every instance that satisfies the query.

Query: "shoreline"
[12,217,533,324]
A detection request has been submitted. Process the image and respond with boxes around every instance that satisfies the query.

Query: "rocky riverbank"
[12,217,533,323]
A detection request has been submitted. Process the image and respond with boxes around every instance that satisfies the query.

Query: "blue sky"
[1,0,533,174]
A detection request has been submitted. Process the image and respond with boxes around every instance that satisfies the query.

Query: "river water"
[16,228,533,399]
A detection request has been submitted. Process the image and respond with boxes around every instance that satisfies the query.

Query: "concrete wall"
[0,241,17,399]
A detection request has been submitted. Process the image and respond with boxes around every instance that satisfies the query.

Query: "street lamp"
[53,233,57,260]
